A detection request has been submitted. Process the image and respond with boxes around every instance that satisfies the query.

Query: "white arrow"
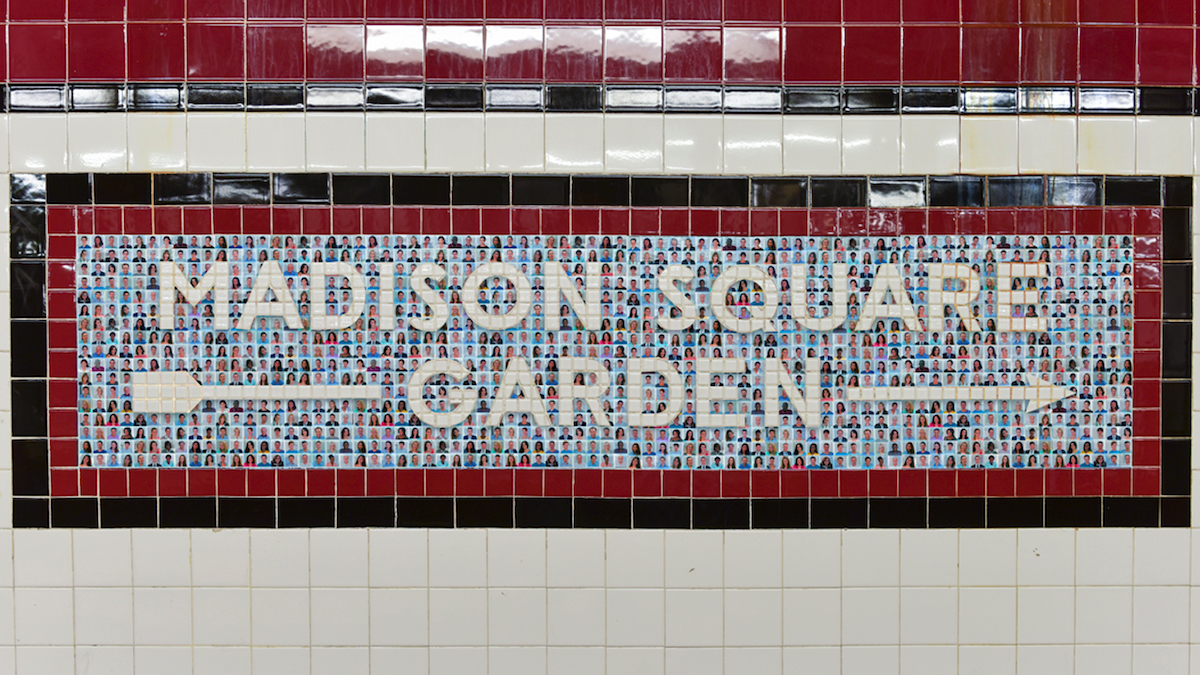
[129,371,383,414]
[844,372,1075,413]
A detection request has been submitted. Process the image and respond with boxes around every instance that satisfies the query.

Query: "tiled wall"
[0,1,1198,673]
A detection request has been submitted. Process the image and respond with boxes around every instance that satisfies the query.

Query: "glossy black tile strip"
[14,173,1186,209]
[10,496,1190,529]
[1,84,1199,114]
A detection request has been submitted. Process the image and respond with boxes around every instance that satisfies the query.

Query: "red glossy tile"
[575,469,602,497]
[218,469,247,497]
[1141,27,1194,86]
[962,25,1020,83]
[69,0,123,20]
[962,0,1019,22]
[839,471,867,497]
[277,469,306,496]
[632,470,662,497]
[486,26,544,80]
[1103,468,1132,496]
[724,27,781,82]
[514,469,543,496]
[395,469,424,496]
[11,0,65,20]
[188,0,244,18]
[1080,26,1137,84]
[725,0,781,21]
[845,0,899,21]
[248,471,276,496]
[366,25,425,79]
[544,469,573,496]
[456,468,485,496]
[1132,468,1161,496]
[487,0,542,19]
[605,0,662,20]
[1075,470,1102,496]
[68,23,125,81]
[664,28,722,82]
[249,0,304,19]
[1021,26,1078,84]
[190,468,217,496]
[337,468,365,496]
[99,469,128,497]
[546,0,602,20]
[247,25,307,80]
[307,24,365,80]
[426,26,484,80]
[79,468,99,496]
[1015,469,1044,496]
[603,469,632,497]
[844,26,901,83]
[810,470,838,497]
[784,0,839,21]
[485,468,514,496]
[986,469,1015,497]
[605,26,663,81]
[750,470,780,498]
[1139,0,1194,24]
[722,470,750,497]
[957,470,984,496]
[902,26,961,83]
[780,470,809,497]
[428,0,482,19]
[306,468,335,495]
[1044,468,1072,495]
[307,0,365,18]
[693,470,720,497]
[868,469,897,497]
[51,469,79,497]
[662,469,692,497]
[903,0,957,21]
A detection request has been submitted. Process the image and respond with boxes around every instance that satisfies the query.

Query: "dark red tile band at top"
[3,0,1200,85]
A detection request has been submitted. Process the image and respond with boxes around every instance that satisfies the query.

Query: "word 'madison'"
[78,234,1133,471]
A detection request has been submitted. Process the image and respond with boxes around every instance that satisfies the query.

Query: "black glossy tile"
[988,176,1045,207]
[1048,176,1101,206]
[513,175,571,206]
[1105,176,1162,206]
[1163,264,1192,318]
[868,498,926,528]
[664,86,722,112]
[1162,323,1192,378]
[844,87,900,113]
[573,176,630,206]
[1045,497,1102,528]
[693,499,750,529]
[332,174,392,205]
[1165,176,1193,206]
[94,174,152,204]
[273,174,331,204]
[214,174,271,204]
[810,498,868,528]
[783,87,840,113]
[10,86,66,111]
[632,499,691,528]
[278,497,336,527]
[1161,381,1191,437]
[46,174,93,205]
[868,178,925,207]
[397,497,455,527]
[218,497,276,528]
[810,178,866,208]
[129,84,182,110]
[632,177,689,207]
[394,175,452,206]
[1103,497,1160,527]
[1161,439,1191,496]
[605,86,664,112]
[750,499,808,528]
[11,322,46,378]
[485,85,543,111]
[1161,497,1190,527]
[929,176,985,207]
[425,85,484,111]
[963,87,1019,113]
[515,497,573,528]
[987,498,1043,527]
[901,87,960,113]
[929,497,985,528]
[575,498,632,528]
[12,380,47,437]
[751,178,806,207]
[101,498,158,528]
[692,177,749,207]
[546,85,604,112]
[13,499,49,528]
[10,206,46,259]
[187,84,245,109]
[336,497,395,527]
[457,497,513,528]
[365,85,424,109]
[1162,209,1191,261]
[12,439,48,496]
[51,498,99,528]
[246,83,305,109]
[154,173,212,204]
[453,175,510,206]
[10,263,46,318]
[307,84,365,110]
[1140,87,1193,115]
[160,497,217,527]
[11,174,46,204]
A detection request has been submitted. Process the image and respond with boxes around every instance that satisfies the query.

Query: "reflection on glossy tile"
[724,115,782,174]
[605,27,663,81]
[783,116,841,174]
[10,114,69,172]
[665,115,723,173]
[605,114,663,172]
[900,116,959,174]
[68,114,128,171]
[366,25,424,79]
[842,116,900,174]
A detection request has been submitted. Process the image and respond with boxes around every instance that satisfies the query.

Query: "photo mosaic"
[76,231,1133,473]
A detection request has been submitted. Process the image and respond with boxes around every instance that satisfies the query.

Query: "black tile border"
[10,173,1192,529]
[2,83,1200,115]
[12,172,1189,209]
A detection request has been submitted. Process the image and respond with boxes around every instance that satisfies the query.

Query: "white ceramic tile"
[1016,530,1075,587]
[605,589,664,647]
[842,117,901,174]
[609,647,664,675]
[604,114,664,172]
[1133,529,1191,585]
[1132,644,1189,675]
[428,647,487,675]
[368,530,427,588]
[369,647,427,675]
[487,530,546,588]
[14,647,73,675]
[783,117,841,173]
[960,117,1019,174]
[842,646,900,675]
[0,591,13,647]
[898,531,957,587]
[545,114,605,172]
[841,589,899,646]
[664,115,723,173]
[547,589,605,646]
[1017,646,1073,675]
[546,531,605,588]
[1018,116,1077,174]
[782,646,840,675]
[1077,530,1134,586]
[72,531,131,588]
[246,113,306,171]
[485,113,545,172]
[193,589,251,647]
[547,647,604,675]
[127,113,187,171]
[9,114,69,171]
[425,113,486,172]
[487,589,547,646]
[724,531,781,589]
[252,647,311,675]
[193,647,251,675]
[1133,586,1189,643]
[665,531,724,589]
[960,530,1017,586]
[607,531,664,589]
[1077,117,1136,174]
[899,646,957,675]
[1015,587,1074,644]
[958,646,1016,675]
[725,590,783,647]
[75,646,134,675]
[726,647,783,675]
[132,646,193,675]
[187,113,247,171]
[958,588,1016,644]
[311,590,369,647]
[68,114,128,171]
[250,589,310,647]
[192,530,250,587]
[782,589,840,646]
[73,588,133,645]
[311,647,369,675]
[1076,587,1133,644]
[666,647,724,675]
[250,531,310,588]
[1136,117,1194,174]
[14,531,72,587]
[664,589,723,647]
[428,590,488,647]
[724,115,783,174]
[898,588,956,645]
[310,530,368,588]
[843,530,899,587]
[13,589,73,645]
[428,530,487,588]
[132,589,191,646]
[0,116,11,172]
[900,116,959,174]
[368,589,427,647]
[1075,645,1132,675]
[489,646,547,675]
[363,113,425,171]
[782,531,841,588]
[306,113,366,171]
